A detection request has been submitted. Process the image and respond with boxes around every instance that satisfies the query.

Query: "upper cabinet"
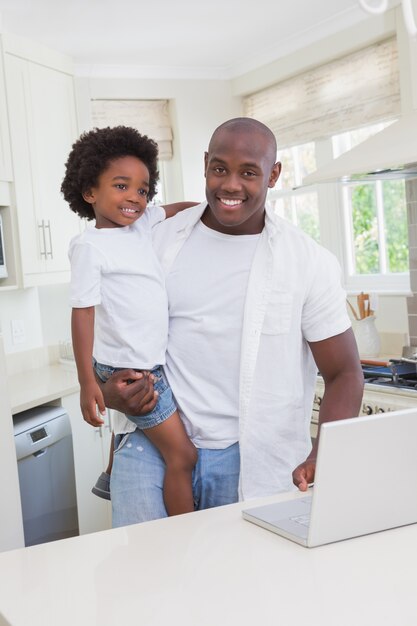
[0,40,12,183]
[1,34,81,288]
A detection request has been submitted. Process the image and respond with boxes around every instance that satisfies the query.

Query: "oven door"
[312,377,417,439]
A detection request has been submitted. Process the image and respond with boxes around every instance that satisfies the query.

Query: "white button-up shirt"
[152,202,351,500]
[115,202,351,500]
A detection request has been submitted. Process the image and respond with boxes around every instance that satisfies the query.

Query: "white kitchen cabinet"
[0,40,12,183]
[61,393,112,535]
[3,37,81,287]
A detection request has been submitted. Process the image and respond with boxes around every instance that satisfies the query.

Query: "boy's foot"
[91,472,111,500]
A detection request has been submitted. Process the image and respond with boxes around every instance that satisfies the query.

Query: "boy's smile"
[83,155,150,229]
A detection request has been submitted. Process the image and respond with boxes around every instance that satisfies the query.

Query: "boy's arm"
[162,201,199,219]
[71,307,106,426]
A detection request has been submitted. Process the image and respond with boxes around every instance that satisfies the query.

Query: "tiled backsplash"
[379,331,409,356]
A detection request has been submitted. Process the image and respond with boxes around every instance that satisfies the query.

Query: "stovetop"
[364,375,417,390]
[362,360,417,390]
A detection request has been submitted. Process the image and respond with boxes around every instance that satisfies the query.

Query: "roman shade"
[91,99,173,159]
[243,38,400,148]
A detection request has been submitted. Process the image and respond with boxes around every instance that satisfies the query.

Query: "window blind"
[243,38,400,148]
[91,99,173,160]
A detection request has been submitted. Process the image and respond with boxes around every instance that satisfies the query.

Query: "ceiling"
[0,0,398,79]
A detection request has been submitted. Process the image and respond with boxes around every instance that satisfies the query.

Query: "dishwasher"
[14,405,79,547]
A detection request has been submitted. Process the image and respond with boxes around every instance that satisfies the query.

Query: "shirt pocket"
[262,291,293,335]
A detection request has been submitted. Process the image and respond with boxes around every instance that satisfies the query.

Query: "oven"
[311,362,417,439]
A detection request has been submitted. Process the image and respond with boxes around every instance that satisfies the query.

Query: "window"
[332,124,409,291]
[268,142,320,241]
[244,38,408,292]
[332,120,395,158]
[91,99,174,159]
[342,177,408,283]
[268,124,409,291]
[90,99,174,204]
[243,38,400,147]
[149,162,166,205]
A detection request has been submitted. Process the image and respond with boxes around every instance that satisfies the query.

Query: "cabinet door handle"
[38,220,47,258]
[44,220,53,259]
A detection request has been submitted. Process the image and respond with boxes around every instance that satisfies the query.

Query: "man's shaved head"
[208,118,277,166]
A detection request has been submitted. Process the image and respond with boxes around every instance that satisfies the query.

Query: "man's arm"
[292,327,364,491]
[162,202,199,219]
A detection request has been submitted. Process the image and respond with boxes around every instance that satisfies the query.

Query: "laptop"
[242,407,417,547]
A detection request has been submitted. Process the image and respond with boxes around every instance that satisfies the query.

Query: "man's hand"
[292,328,364,491]
[292,456,316,492]
[80,381,106,427]
[98,369,158,416]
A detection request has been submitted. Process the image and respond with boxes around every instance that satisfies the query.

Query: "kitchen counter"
[10,360,417,417]
[0,491,416,626]
[8,363,79,414]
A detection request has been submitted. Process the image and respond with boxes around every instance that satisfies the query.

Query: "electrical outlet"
[11,319,26,345]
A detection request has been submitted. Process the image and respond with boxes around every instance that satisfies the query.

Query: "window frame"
[270,135,410,296]
[339,179,410,294]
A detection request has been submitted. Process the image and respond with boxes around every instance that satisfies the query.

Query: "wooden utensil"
[347,300,359,320]
[357,292,366,319]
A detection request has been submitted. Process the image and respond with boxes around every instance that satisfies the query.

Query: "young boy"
[61,125,197,515]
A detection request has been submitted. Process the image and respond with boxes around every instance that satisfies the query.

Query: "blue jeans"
[111,429,240,527]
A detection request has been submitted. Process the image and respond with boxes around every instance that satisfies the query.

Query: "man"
[102,117,364,526]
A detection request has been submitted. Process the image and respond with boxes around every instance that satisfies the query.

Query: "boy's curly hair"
[61,125,159,220]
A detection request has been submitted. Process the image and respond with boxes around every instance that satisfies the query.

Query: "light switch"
[11,319,26,344]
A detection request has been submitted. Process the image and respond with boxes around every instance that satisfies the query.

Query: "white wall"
[0,288,43,353]
[0,285,72,355]
[38,283,72,346]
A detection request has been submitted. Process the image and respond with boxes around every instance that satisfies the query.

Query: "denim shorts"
[94,361,177,429]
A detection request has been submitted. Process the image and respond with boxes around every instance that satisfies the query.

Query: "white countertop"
[0,491,416,626]
[10,361,417,416]
[8,363,79,414]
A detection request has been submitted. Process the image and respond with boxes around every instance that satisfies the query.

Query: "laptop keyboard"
[290,514,310,527]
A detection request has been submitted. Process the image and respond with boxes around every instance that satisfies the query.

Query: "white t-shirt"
[165,220,260,448]
[151,202,351,499]
[68,205,167,369]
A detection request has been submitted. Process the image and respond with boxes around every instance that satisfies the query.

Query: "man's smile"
[218,198,245,207]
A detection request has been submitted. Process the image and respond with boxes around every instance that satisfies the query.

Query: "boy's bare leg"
[105,432,115,475]
[144,411,197,515]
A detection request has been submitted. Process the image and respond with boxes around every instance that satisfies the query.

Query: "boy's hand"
[80,381,106,426]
